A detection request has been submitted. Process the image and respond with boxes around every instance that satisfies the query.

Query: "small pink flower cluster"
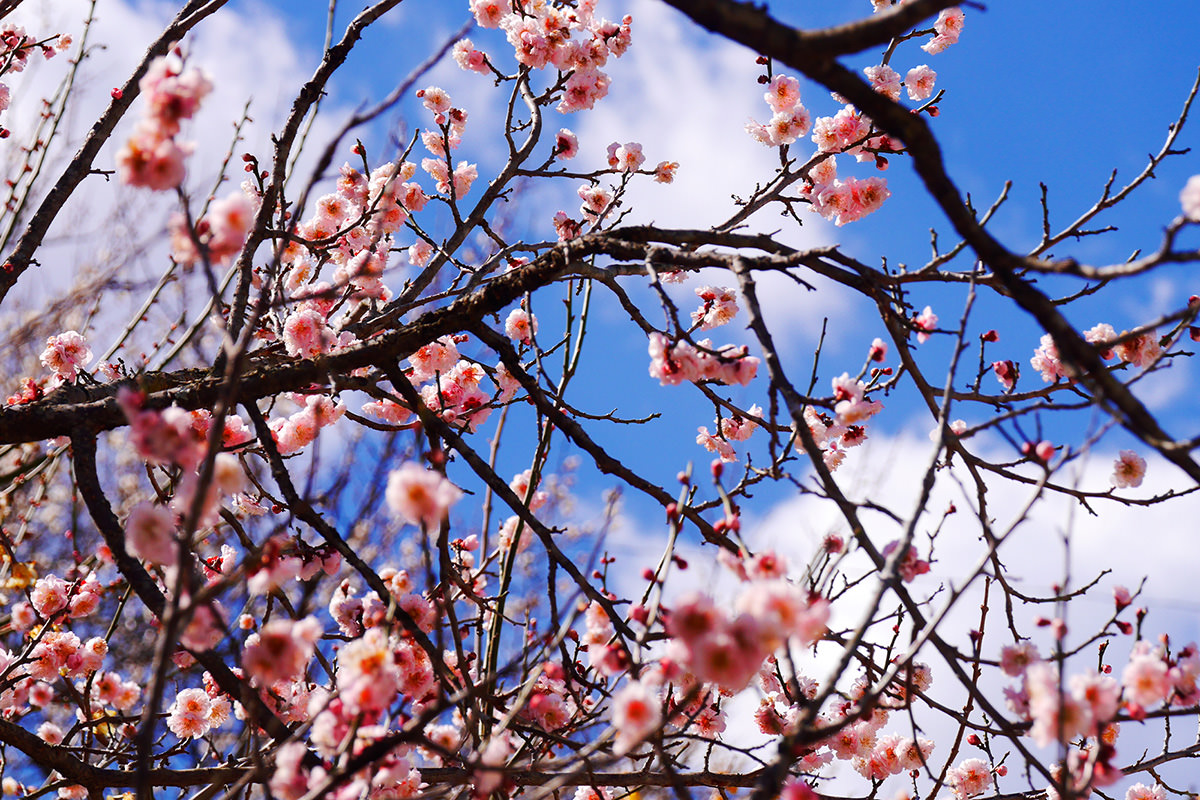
[116,55,211,190]
[800,370,886,472]
[418,359,495,432]
[0,24,70,131]
[696,403,762,463]
[167,686,231,739]
[664,566,829,693]
[690,285,738,330]
[243,616,323,687]
[922,7,965,54]
[831,373,883,425]
[647,332,759,387]
[606,141,644,172]
[745,74,811,148]
[39,330,92,382]
[880,540,931,582]
[119,388,207,470]
[281,295,356,360]
[269,393,346,454]
[279,157,427,305]
[168,188,257,266]
[418,86,478,199]
[1028,323,1162,385]
[803,156,891,226]
[945,758,992,799]
[465,1,632,113]
[386,461,463,530]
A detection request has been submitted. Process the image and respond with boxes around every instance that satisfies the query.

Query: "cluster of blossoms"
[745,74,812,148]
[799,349,889,471]
[921,7,965,54]
[1016,323,1163,386]
[697,403,762,463]
[116,54,212,190]
[552,139,675,240]
[0,24,71,134]
[38,330,92,383]
[647,332,759,387]
[664,563,830,693]
[169,187,258,267]
[464,0,632,113]
[361,334,521,435]
[417,86,478,200]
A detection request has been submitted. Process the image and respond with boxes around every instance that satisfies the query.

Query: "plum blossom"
[691,286,738,330]
[553,128,579,159]
[607,141,644,172]
[1111,449,1147,489]
[505,308,538,344]
[452,38,489,74]
[1114,330,1162,368]
[386,462,462,530]
[923,7,965,54]
[1031,333,1067,382]
[167,687,215,739]
[611,679,661,754]
[945,758,990,799]
[906,65,937,101]
[864,64,901,100]
[125,502,177,565]
[243,617,323,687]
[39,331,92,381]
[1127,784,1167,800]
[913,306,938,343]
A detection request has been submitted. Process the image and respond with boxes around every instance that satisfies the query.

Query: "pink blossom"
[504,308,538,344]
[999,642,1041,677]
[946,757,990,799]
[691,286,738,330]
[1111,449,1147,488]
[864,64,902,101]
[243,617,323,687]
[1085,322,1117,359]
[764,74,801,113]
[609,141,644,172]
[282,307,335,359]
[913,306,938,343]
[1123,651,1171,707]
[386,462,462,530]
[30,575,70,618]
[452,39,490,74]
[558,68,611,113]
[905,65,938,102]
[653,160,678,183]
[125,502,177,565]
[611,680,661,754]
[1114,330,1162,368]
[992,359,1017,390]
[470,0,507,28]
[1126,785,1166,800]
[1030,333,1067,382]
[167,687,213,739]
[417,85,451,115]
[721,404,762,442]
[39,331,92,381]
[1180,175,1200,221]
[409,336,459,382]
[554,128,579,159]
[337,627,400,713]
[696,426,737,462]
